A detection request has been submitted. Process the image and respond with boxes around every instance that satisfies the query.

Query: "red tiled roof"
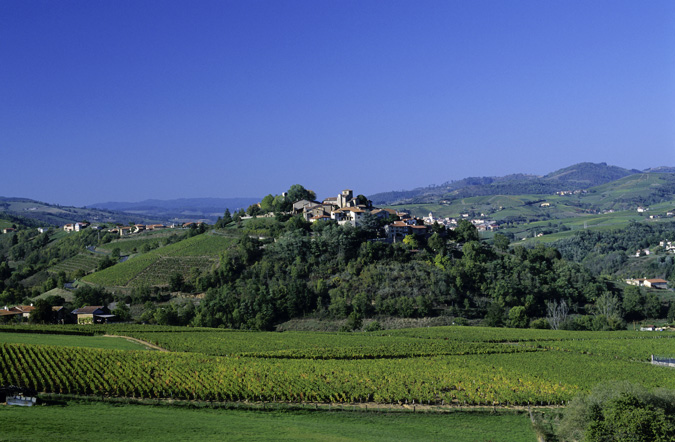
[390,221,409,227]
[10,305,35,313]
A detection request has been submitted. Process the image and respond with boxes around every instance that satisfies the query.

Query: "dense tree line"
[554,382,675,442]
[187,208,628,330]
[0,224,121,305]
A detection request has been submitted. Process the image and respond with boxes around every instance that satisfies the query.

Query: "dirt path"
[103,334,169,352]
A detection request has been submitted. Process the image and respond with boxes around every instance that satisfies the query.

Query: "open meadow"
[0,401,538,442]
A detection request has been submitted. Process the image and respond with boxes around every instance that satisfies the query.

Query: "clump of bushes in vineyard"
[557,382,675,442]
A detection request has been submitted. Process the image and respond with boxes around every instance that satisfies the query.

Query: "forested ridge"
[186,213,672,331]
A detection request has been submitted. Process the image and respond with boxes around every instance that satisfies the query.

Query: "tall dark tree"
[30,299,53,324]
[286,184,316,203]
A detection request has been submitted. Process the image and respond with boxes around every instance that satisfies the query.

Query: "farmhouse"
[10,305,35,319]
[0,308,22,322]
[2,228,15,234]
[71,306,114,324]
[644,279,669,290]
[63,222,89,233]
[0,305,35,322]
[626,278,646,286]
[626,278,669,289]
[659,240,675,253]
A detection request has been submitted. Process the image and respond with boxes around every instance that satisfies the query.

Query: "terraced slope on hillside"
[82,232,236,288]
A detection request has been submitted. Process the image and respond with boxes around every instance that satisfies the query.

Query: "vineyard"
[127,256,217,287]
[0,325,673,407]
[82,232,234,287]
[47,253,103,275]
[0,343,579,405]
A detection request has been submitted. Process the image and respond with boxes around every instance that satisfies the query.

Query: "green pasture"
[0,402,537,442]
[0,332,148,351]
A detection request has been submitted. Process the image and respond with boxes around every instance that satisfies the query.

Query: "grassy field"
[0,401,538,442]
[0,332,149,351]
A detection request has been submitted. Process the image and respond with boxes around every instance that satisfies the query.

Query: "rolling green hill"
[370,162,642,205]
[389,172,675,244]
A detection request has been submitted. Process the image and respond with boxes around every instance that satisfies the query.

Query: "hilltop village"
[251,188,499,243]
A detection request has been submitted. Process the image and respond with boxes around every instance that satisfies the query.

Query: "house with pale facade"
[63,222,89,233]
[332,207,366,226]
[644,279,668,289]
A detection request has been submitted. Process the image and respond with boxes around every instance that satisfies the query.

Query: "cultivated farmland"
[81,233,235,288]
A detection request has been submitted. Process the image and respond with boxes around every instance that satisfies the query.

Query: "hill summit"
[369,162,649,205]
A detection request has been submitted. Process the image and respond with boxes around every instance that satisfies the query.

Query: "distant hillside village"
[62,221,202,235]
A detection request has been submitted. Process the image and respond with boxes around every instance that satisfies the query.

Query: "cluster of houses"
[637,207,675,219]
[106,223,169,237]
[660,240,675,253]
[290,189,418,241]
[63,222,91,232]
[286,189,502,242]
[633,241,675,257]
[290,189,464,242]
[423,212,499,232]
[62,221,205,237]
[625,278,669,290]
[0,304,114,325]
[556,190,588,196]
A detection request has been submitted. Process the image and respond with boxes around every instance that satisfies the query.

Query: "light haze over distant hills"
[1,2,673,207]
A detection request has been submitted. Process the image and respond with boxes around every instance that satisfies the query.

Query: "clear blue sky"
[1,0,674,206]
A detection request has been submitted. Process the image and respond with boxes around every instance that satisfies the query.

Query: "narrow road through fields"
[103,334,169,352]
